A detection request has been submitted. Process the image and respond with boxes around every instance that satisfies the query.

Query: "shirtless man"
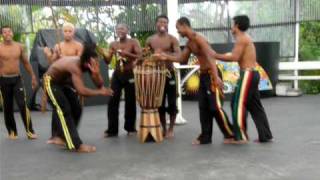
[146,15,181,138]
[102,24,142,137]
[44,22,83,64]
[154,17,234,145]
[214,15,273,143]
[43,22,83,144]
[43,44,113,153]
[0,25,38,140]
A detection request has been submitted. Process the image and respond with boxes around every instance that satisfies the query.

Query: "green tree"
[115,3,163,46]
[299,21,320,94]
[0,5,30,41]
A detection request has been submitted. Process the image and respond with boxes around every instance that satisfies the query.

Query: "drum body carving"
[134,60,166,143]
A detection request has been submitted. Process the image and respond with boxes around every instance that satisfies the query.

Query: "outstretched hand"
[99,87,114,96]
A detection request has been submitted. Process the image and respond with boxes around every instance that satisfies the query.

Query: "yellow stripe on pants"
[237,72,250,141]
[215,88,233,136]
[44,76,75,149]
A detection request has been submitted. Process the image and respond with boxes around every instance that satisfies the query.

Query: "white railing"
[278,61,320,83]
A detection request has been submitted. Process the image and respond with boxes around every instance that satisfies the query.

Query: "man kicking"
[43,44,113,152]
[146,15,181,138]
[0,25,38,140]
[154,17,234,145]
[214,15,273,144]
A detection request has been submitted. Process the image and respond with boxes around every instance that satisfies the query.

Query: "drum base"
[138,109,163,143]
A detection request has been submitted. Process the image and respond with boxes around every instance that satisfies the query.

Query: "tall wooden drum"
[134,60,166,143]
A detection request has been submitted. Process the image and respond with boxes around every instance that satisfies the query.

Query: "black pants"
[106,70,136,135]
[159,70,178,116]
[0,76,35,137]
[44,75,82,150]
[51,86,82,138]
[197,73,233,144]
[231,70,273,142]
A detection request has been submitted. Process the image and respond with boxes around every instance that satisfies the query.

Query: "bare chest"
[187,42,201,56]
[60,43,79,56]
[150,37,173,52]
[0,45,21,61]
[114,42,134,53]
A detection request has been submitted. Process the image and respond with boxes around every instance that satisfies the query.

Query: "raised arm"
[43,47,55,64]
[46,44,61,64]
[20,44,38,89]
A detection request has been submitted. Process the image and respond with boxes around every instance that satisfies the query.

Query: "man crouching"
[44,44,113,153]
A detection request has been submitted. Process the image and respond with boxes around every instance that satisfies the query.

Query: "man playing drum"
[146,15,181,138]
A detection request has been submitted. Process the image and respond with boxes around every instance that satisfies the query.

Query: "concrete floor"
[1,95,320,180]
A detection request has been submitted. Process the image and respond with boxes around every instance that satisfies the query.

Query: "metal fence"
[0,0,320,58]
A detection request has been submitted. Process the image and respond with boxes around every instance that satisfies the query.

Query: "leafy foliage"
[299,21,320,94]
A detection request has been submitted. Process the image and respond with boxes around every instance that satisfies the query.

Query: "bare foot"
[230,139,248,144]
[77,144,96,153]
[27,133,38,140]
[166,129,174,139]
[192,139,201,145]
[46,137,55,144]
[223,138,234,144]
[8,134,18,140]
[46,137,65,146]
[127,132,137,136]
